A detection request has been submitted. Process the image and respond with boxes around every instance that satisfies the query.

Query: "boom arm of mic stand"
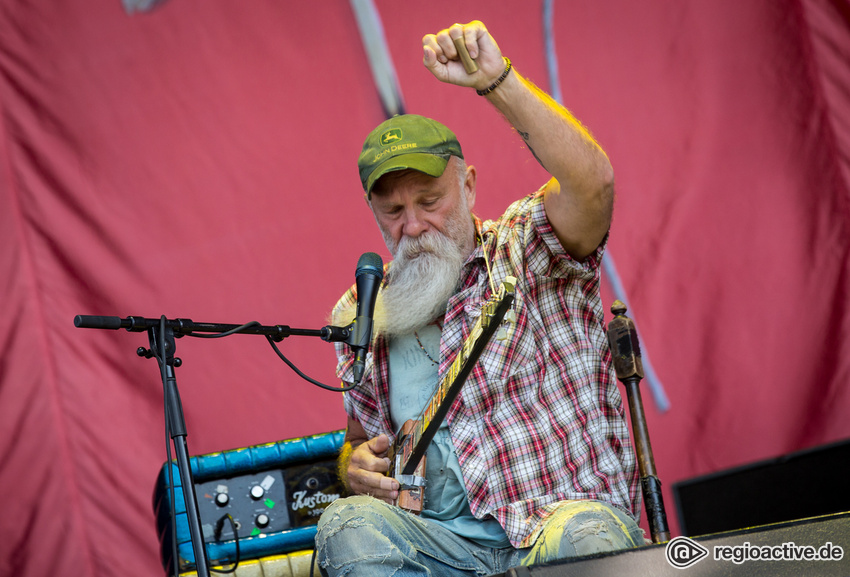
[74,315,362,349]
[74,314,331,341]
[607,301,671,544]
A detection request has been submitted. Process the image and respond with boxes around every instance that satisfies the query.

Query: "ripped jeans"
[315,496,645,577]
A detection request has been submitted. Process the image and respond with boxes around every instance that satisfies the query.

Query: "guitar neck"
[398,278,516,476]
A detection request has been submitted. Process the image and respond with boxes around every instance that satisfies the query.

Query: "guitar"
[388,276,517,513]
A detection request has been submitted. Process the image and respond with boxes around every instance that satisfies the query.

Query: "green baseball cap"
[358,114,464,196]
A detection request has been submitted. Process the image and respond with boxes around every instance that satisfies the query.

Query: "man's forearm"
[482,67,613,260]
[482,66,613,205]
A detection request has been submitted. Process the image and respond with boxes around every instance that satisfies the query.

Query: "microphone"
[350,252,383,385]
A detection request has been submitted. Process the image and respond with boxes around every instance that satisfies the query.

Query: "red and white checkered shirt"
[334,190,639,548]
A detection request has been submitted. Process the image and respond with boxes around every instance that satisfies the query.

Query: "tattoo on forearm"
[517,129,547,170]
[527,144,545,168]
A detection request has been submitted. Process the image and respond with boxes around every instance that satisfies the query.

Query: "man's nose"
[400,208,428,238]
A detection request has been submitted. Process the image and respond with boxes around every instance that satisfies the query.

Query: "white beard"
[333,193,475,339]
[372,230,465,338]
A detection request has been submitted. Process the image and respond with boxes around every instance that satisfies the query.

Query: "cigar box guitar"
[388,276,516,512]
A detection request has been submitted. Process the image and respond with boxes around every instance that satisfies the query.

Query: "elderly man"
[316,20,643,577]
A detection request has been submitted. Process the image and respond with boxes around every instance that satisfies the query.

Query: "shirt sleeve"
[492,190,608,281]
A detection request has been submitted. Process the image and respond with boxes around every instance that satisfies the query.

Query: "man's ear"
[464,164,477,211]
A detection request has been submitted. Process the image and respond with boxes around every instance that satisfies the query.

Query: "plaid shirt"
[334,190,639,548]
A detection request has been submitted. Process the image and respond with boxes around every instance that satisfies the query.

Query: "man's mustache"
[396,233,443,259]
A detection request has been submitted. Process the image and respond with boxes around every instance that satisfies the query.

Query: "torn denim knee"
[315,497,411,577]
[565,514,617,555]
[521,501,642,564]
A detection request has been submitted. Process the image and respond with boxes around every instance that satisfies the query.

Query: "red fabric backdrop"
[1,1,848,576]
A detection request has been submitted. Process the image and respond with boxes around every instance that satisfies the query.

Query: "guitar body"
[393,420,425,513]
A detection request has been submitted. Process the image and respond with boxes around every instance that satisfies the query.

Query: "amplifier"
[152,430,346,573]
[673,438,850,536]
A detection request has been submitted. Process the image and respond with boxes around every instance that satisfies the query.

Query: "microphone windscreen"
[355,252,383,279]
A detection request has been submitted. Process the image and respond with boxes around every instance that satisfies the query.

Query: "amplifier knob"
[255,513,270,528]
[250,485,265,500]
[215,492,230,507]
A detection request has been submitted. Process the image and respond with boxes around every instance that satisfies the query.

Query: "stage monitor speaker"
[672,438,850,536]
[488,511,850,577]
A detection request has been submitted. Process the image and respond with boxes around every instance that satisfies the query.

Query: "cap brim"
[365,153,450,195]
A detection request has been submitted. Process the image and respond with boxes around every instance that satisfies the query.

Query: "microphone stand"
[148,320,210,577]
[606,301,671,544]
[73,314,357,576]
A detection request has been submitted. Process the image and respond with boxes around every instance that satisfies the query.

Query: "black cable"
[183,320,358,392]
[185,321,262,338]
[210,514,240,574]
[265,336,360,392]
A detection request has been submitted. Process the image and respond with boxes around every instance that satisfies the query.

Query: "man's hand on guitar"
[347,434,400,503]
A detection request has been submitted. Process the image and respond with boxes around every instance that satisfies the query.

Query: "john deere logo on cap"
[380,129,402,146]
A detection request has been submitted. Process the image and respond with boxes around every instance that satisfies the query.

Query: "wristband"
[476,58,512,96]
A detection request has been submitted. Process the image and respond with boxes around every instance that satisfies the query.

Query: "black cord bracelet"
[476,57,512,96]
